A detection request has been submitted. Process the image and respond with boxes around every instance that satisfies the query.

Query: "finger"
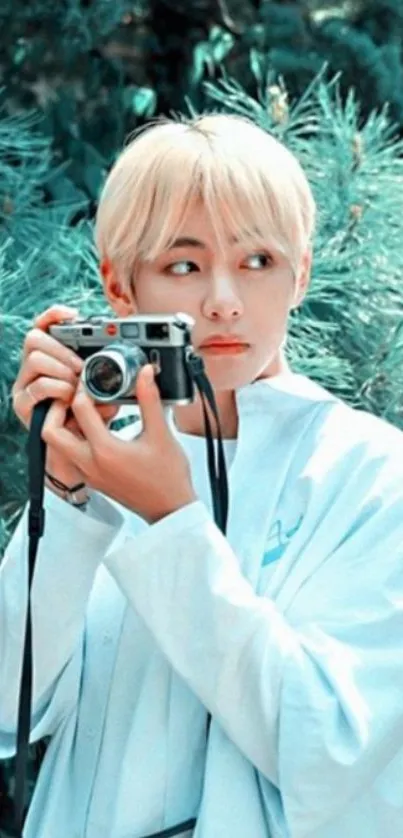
[41,400,90,469]
[17,350,78,391]
[135,364,167,438]
[41,398,68,435]
[96,403,120,424]
[65,416,86,439]
[33,304,79,331]
[22,328,83,373]
[13,378,78,429]
[70,383,110,444]
[65,409,117,438]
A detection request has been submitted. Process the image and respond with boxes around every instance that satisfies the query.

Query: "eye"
[242,252,273,270]
[164,260,199,276]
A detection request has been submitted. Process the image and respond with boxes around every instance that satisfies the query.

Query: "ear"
[101,260,138,317]
[292,248,312,309]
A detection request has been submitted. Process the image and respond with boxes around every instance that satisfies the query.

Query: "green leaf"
[124,86,157,117]
[209,25,234,63]
[190,42,213,84]
[250,47,264,84]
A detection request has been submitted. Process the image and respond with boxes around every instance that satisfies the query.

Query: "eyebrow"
[167,235,240,250]
[168,237,207,250]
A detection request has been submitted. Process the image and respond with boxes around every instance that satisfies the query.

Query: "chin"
[201,360,254,391]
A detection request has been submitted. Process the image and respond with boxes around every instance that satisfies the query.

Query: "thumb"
[135,364,167,437]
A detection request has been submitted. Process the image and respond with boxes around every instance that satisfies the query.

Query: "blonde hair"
[95,113,316,288]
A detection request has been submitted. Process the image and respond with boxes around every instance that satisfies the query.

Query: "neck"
[173,389,238,439]
[173,350,291,439]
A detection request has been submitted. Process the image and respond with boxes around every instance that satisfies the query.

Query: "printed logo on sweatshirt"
[262,514,303,566]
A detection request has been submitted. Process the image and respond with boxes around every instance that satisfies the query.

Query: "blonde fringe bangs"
[94,114,316,287]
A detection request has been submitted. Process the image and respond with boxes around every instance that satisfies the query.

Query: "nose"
[202,272,244,321]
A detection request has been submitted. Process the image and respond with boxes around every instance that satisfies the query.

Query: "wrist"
[45,472,89,507]
[147,491,198,525]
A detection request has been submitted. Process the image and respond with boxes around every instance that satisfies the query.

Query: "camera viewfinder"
[146,323,169,340]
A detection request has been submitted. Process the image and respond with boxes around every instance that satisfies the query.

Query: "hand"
[12,304,119,486]
[40,363,198,524]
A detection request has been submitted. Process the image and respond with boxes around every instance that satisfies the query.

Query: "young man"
[2,114,403,838]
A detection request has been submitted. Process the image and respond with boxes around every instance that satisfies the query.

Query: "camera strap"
[186,350,229,534]
[5,357,228,838]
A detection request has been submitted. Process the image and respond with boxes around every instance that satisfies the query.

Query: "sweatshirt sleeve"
[0,487,124,757]
[102,493,403,836]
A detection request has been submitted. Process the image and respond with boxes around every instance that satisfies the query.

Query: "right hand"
[12,304,119,487]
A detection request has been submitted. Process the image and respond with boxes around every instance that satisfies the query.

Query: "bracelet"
[45,471,89,506]
[45,472,86,493]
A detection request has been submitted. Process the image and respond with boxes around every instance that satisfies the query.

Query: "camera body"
[49,312,196,405]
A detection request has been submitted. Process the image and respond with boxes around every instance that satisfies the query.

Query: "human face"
[122,200,309,392]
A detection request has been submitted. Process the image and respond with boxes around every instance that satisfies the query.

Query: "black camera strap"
[186,351,229,535]
[5,356,228,838]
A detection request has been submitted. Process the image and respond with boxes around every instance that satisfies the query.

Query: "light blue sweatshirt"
[2,371,403,838]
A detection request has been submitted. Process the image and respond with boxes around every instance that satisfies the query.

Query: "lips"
[200,335,249,348]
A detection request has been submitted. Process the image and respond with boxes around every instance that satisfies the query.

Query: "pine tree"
[0,104,107,555]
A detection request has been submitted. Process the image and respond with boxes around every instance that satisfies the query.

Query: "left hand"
[41,363,198,524]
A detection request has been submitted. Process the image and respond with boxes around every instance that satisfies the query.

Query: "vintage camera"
[49,312,196,405]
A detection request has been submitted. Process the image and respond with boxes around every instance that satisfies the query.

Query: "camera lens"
[86,357,123,397]
[83,343,148,403]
